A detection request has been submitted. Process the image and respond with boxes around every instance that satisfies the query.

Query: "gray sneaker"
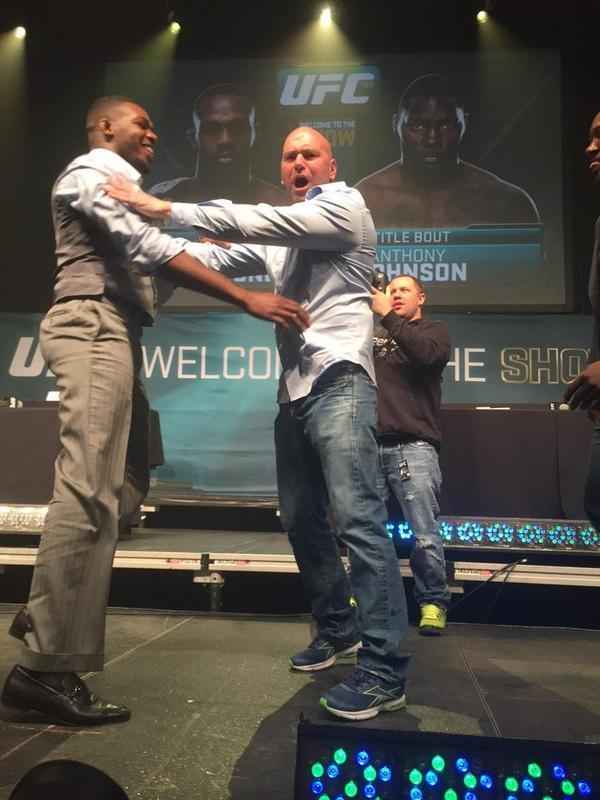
[320,667,407,721]
[290,636,361,671]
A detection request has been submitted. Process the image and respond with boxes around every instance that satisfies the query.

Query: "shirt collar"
[306,181,348,201]
[87,148,142,184]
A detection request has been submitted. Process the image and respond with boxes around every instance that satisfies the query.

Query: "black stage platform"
[0,613,599,799]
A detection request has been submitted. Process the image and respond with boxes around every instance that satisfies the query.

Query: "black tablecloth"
[438,407,592,519]
[0,405,593,518]
[0,405,163,505]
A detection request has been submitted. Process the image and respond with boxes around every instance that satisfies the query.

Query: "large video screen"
[106,49,565,310]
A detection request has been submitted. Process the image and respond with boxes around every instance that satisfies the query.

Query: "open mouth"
[142,144,154,157]
[294,176,309,190]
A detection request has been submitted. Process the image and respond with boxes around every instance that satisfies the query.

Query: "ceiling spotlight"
[14,26,26,39]
[320,5,332,26]
[476,9,489,23]
[169,20,181,34]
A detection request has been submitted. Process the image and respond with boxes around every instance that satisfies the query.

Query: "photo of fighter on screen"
[151,83,288,205]
[355,73,540,228]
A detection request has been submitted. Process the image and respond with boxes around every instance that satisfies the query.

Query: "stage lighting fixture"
[169,20,181,34]
[0,505,47,532]
[14,26,26,39]
[476,10,488,22]
[386,517,600,554]
[295,720,600,800]
[320,6,332,26]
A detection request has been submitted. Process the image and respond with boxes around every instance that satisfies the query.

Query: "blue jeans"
[275,362,410,683]
[377,441,451,609]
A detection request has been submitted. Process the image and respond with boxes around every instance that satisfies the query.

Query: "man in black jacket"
[371,275,451,634]
[565,111,600,528]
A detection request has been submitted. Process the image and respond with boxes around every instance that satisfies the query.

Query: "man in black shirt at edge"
[565,111,600,528]
[371,275,451,634]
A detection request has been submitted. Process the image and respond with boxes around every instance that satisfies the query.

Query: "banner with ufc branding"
[0,311,592,494]
[104,50,565,312]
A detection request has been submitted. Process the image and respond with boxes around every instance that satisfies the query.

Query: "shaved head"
[283,127,333,158]
[280,126,337,202]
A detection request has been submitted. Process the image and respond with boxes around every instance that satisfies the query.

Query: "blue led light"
[522,778,535,793]
[465,793,477,800]
[422,518,600,551]
[506,796,518,800]
[363,784,376,799]
[553,764,567,780]
[356,751,369,767]
[379,767,392,783]
[312,781,324,795]
[409,789,423,800]
[480,774,493,790]
[425,771,438,787]
[456,758,469,773]
[327,765,340,780]
[578,781,592,795]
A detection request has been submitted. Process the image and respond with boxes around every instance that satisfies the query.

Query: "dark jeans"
[275,362,410,683]
[377,441,451,609]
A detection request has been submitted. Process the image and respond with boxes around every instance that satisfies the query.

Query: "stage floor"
[0,612,599,799]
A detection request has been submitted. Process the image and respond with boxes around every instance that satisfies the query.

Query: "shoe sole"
[419,625,445,636]
[290,642,360,672]
[1,697,131,726]
[320,694,407,721]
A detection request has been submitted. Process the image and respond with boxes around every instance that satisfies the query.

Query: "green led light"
[528,762,542,778]
[312,763,325,779]
[432,755,446,772]
[542,796,555,800]
[505,777,519,792]
[334,749,347,765]
[345,781,358,798]
[464,772,477,789]
[561,780,575,796]
[444,790,458,800]
[364,766,377,782]
[319,796,330,800]
[409,769,423,786]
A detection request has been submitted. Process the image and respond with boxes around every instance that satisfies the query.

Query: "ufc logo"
[280,72,376,106]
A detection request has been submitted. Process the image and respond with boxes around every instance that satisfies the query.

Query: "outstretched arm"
[104,174,363,251]
[66,169,308,330]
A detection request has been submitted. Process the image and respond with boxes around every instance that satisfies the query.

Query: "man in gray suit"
[0,96,308,726]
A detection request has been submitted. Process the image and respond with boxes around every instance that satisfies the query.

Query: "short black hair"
[398,73,464,114]
[85,95,138,134]
[192,83,253,121]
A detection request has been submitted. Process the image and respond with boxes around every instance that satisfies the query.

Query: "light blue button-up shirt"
[174,182,377,402]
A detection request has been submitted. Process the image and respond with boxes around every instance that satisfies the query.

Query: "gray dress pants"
[19,297,149,672]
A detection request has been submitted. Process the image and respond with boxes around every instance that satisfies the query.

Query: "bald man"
[106,126,411,722]
[1,96,307,727]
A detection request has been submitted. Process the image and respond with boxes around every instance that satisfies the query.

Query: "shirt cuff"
[170,203,194,228]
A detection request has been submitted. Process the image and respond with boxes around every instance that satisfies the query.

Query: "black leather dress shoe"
[8,608,32,641]
[1,666,131,726]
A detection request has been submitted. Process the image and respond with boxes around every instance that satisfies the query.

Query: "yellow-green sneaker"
[419,604,447,636]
